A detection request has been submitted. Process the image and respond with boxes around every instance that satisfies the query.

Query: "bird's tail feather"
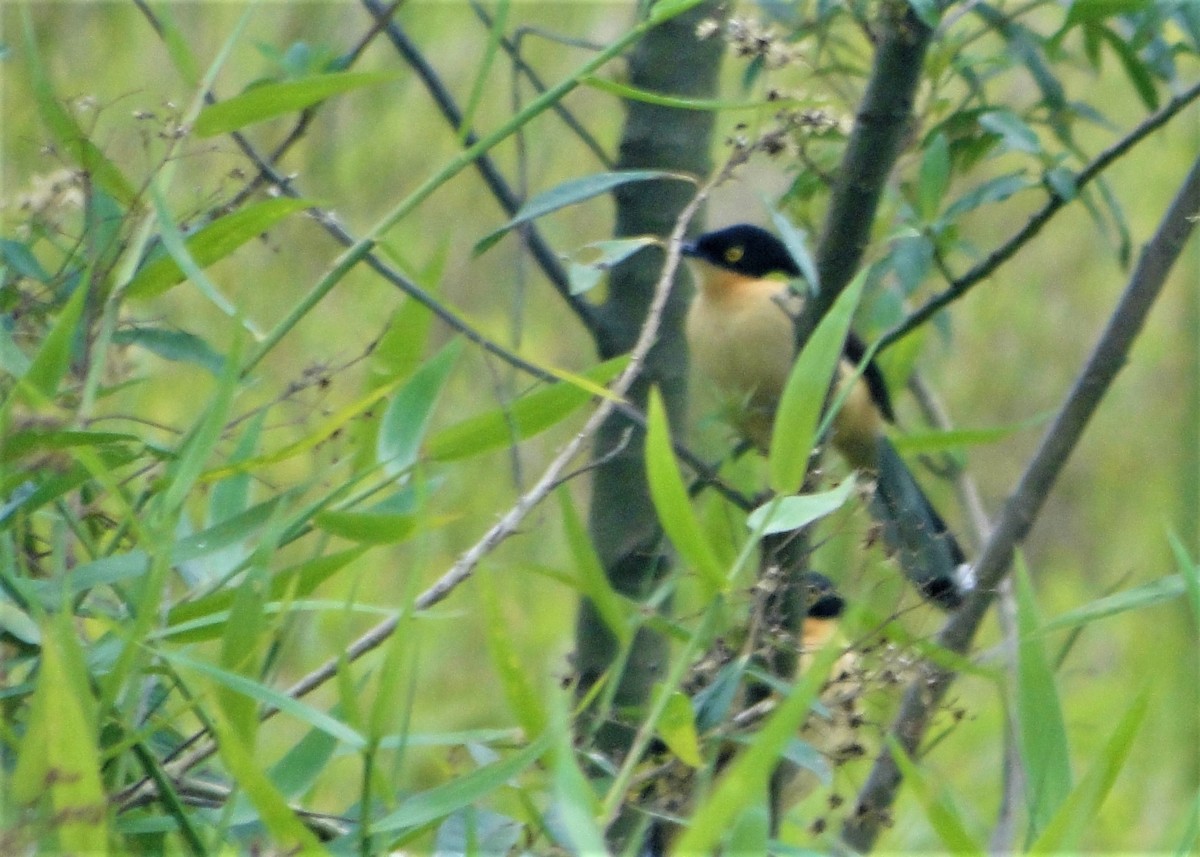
[870,437,968,609]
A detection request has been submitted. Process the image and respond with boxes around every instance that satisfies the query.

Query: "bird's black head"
[682,224,801,278]
[802,571,846,619]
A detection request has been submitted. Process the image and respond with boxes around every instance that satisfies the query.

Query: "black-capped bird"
[682,224,968,609]
[639,572,861,854]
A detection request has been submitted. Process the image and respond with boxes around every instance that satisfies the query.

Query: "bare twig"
[879,77,1200,353]
[842,152,1200,851]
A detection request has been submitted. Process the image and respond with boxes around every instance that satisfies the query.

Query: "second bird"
[682,224,968,609]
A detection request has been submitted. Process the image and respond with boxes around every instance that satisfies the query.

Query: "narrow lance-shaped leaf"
[473,170,693,255]
[427,356,627,462]
[1030,690,1150,853]
[10,616,111,851]
[156,646,367,750]
[918,132,952,220]
[746,474,857,536]
[658,691,702,768]
[1014,554,1073,844]
[1043,574,1187,632]
[479,568,548,740]
[371,731,555,832]
[769,207,821,294]
[17,280,88,403]
[887,735,984,854]
[376,338,462,478]
[125,198,311,300]
[644,388,726,595]
[558,487,631,644]
[769,268,867,493]
[194,70,402,136]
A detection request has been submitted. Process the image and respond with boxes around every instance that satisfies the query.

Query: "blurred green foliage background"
[2,1,1197,852]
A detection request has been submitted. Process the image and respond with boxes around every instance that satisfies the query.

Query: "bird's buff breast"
[686,281,795,448]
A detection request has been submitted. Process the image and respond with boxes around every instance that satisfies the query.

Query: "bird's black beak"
[680,240,699,258]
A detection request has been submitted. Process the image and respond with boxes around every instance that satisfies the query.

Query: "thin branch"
[470,0,614,169]
[117,158,740,814]
[359,0,602,335]
[802,1,936,336]
[879,76,1200,352]
[842,152,1200,851]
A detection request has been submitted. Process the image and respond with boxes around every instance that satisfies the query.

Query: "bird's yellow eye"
[724,246,744,264]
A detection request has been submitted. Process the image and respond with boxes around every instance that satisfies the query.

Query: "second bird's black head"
[682,224,802,279]
[802,571,846,619]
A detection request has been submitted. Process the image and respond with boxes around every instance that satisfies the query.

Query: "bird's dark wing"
[843,332,895,423]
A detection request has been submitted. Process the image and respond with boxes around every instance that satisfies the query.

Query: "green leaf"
[1175,790,1200,857]
[269,722,338,800]
[18,282,88,402]
[157,646,367,750]
[194,70,401,136]
[558,487,631,644]
[658,691,702,767]
[746,475,856,536]
[647,0,707,24]
[769,209,821,293]
[692,656,749,733]
[891,411,1051,455]
[943,172,1036,221]
[979,110,1041,154]
[1030,690,1150,852]
[11,616,111,851]
[314,510,421,544]
[769,269,867,492]
[582,74,798,112]
[165,547,367,641]
[479,567,548,739]
[203,699,323,853]
[645,388,726,595]
[906,0,942,27]
[0,238,50,282]
[372,732,553,832]
[565,237,658,295]
[1168,532,1200,626]
[376,339,462,477]
[473,170,691,255]
[158,334,243,516]
[727,796,770,855]
[1094,23,1160,110]
[427,356,627,462]
[125,198,310,300]
[887,736,983,854]
[219,566,268,744]
[111,326,226,376]
[1043,574,1187,631]
[1064,0,1151,27]
[552,720,609,854]
[1,428,140,464]
[1014,555,1072,843]
[171,494,288,563]
[918,132,952,220]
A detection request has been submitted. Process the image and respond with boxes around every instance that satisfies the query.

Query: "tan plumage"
[684,259,884,469]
